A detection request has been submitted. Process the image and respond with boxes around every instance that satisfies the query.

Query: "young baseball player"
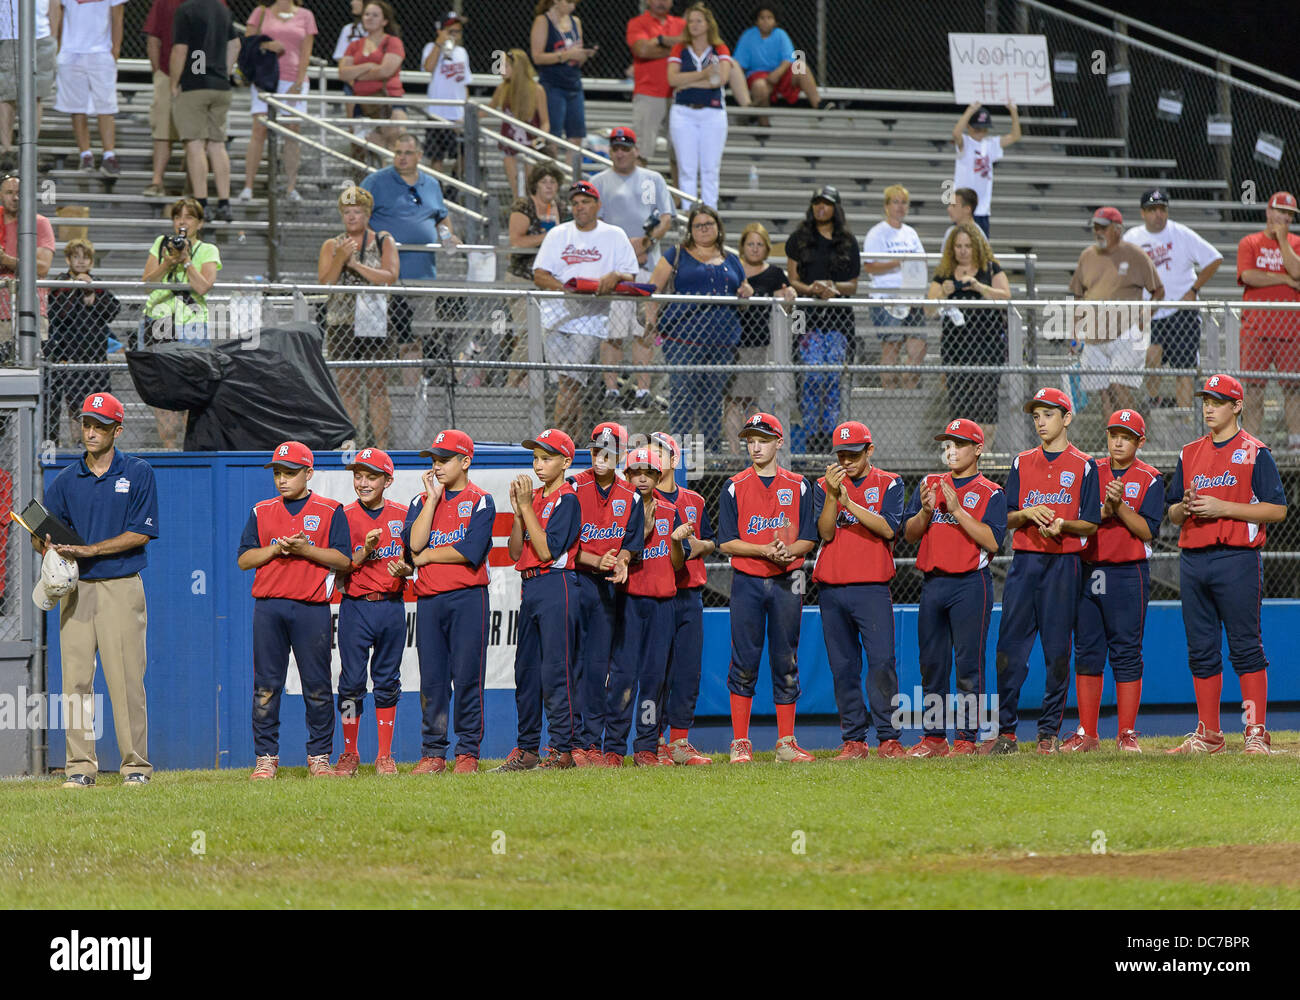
[812,421,906,759]
[495,429,583,771]
[405,430,497,774]
[1062,411,1163,753]
[603,447,685,766]
[569,422,644,767]
[648,431,717,766]
[902,418,1006,756]
[334,448,413,777]
[237,442,353,779]
[717,412,819,764]
[1166,375,1287,754]
[984,388,1100,755]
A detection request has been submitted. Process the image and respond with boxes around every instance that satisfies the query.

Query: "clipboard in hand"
[9,500,86,547]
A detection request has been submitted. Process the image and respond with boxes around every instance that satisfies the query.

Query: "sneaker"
[602,751,624,768]
[212,203,234,223]
[249,754,279,780]
[669,738,713,765]
[123,773,150,785]
[1036,737,1060,755]
[236,186,254,202]
[491,748,540,772]
[61,772,95,788]
[656,739,675,766]
[979,734,1018,756]
[906,736,950,758]
[774,735,815,763]
[78,152,94,173]
[632,750,660,767]
[1059,727,1101,753]
[374,755,398,776]
[728,738,753,764]
[333,751,360,776]
[1165,722,1225,755]
[875,739,907,759]
[830,740,869,760]
[411,756,447,774]
[306,753,336,777]
[141,184,168,198]
[453,754,478,774]
[99,155,120,178]
[539,750,575,769]
[1117,729,1142,753]
[950,739,977,755]
[1243,724,1275,755]
[285,188,303,203]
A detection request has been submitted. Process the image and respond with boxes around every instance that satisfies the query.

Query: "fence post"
[1113,21,1131,174]
[1223,302,1240,373]
[1006,304,1028,454]
[1204,301,1222,369]
[984,0,997,32]
[1023,254,1038,366]
[526,294,546,430]
[267,104,280,283]
[815,0,827,94]
[1216,58,1233,198]
[770,301,794,445]
[463,104,483,242]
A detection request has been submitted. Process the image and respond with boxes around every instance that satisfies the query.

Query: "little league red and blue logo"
[1231,449,1247,464]
[962,492,979,509]
[542,502,554,519]
[303,515,321,531]
[458,501,473,518]
[655,518,670,536]
[611,499,627,517]
[1060,471,1076,488]
[776,489,793,506]
[863,487,880,504]
[389,520,404,537]
[685,508,697,522]
[1125,482,1140,499]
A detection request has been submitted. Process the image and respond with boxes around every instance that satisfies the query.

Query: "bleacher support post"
[770,302,794,444]
[267,104,280,283]
[1006,305,1029,454]
[463,105,482,241]
[526,294,545,430]
[1215,58,1233,197]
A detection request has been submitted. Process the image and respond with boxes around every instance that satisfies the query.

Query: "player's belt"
[520,567,550,580]
[355,591,404,601]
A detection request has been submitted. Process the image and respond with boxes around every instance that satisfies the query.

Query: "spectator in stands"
[731,220,794,452]
[626,0,684,187]
[647,204,751,449]
[733,4,829,126]
[420,11,470,176]
[531,0,596,178]
[339,1,407,156]
[142,0,185,198]
[0,0,56,170]
[170,0,240,223]
[332,0,365,62]
[490,48,550,198]
[46,238,119,446]
[1237,191,1300,444]
[533,179,637,436]
[667,3,750,210]
[943,186,991,255]
[592,125,675,411]
[1123,188,1223,414]
[926,221,1009,447]
[318,185,400,449]
[785,186,859,453]
[51,0,126,177]
[863,183,927,390]
[139,197,222,448]
[951,101,1020,237]
[505,162,567,385]
[1068,206,1164,417]
[0,171,55,363]
[236,0,316,205]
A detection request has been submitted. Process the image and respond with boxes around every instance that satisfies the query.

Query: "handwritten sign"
[949,34,1054,107]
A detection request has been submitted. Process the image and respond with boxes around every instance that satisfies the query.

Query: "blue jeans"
[545,85,586,138]
[663,338,732,449]
[798,327,848,438]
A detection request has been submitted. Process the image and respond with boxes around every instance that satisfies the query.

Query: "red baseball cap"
[624,446,662,472]
[649,430,680,462]
[1023,386,1072,414]
[348,447,395,476]
[265,440,314,469]
[81,392,124,425]
[831,421,872,452]
[934,418,985,445]
[590,421,627,454]
[1091,206,1123,228]
[421,429,474,459]
[739,412,784,439]
[1196,373,1244,401]
[609,126,637,146]
[1268,191,1298,213]
[522,428,575,460]
[569,180,600,201]
[1106,409,1146,437]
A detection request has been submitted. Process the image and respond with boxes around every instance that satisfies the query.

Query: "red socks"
[1239,671,1268,728]
[1075,674,1103,739]
[775,702,796,739]
[376,707,396,758]
[669,727,689,744]
[1193,674,1224,733]
[342,716,359,756]
[1116,680,1142,734]
[730,694,752,741]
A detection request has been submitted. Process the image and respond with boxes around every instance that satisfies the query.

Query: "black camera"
[643,210,660,239]
[162,226,188,254]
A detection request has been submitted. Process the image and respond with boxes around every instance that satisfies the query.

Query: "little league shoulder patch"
[1059,471,1076,487]
[612,499,627,517]
[776,489,793,506]
[962,492,980,509]
[303,515,321,531]
[458,501,474,518]
[1125,482,1141,498]
[655,518,670,535]
[389,520,405,537]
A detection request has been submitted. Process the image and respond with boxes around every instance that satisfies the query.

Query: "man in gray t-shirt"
[591,126,675,409]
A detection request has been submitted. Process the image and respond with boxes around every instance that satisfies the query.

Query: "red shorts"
[1240,332,1300,384]
[747,69,802,105]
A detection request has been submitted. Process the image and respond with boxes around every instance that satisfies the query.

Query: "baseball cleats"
[61,773,95,788]
[774,736,815,763]
[333,751,360,777]
[453,754,479,774]
[875,739,907,759]
[249,755,279,780]
[632,750,660,767]
[906,736,951,758]
[979,734,1018,755]
[669,738,714,765]
[123,773,150,786]
[1243,724,1278,755]
[374,755,398,776]
[602,751,624,768]
[656,739,675,766]
[491,748,540,772]
[539,750,576,769]
[950,740,977,755]
[1036,737,1060,755]
[411,756,447,774]
[830,740,869,760]
[1117,729,1142,753]
[1165,723,1225,755]
[306,754,336,777]
[1058,728,1101,753]
[571,747,597,768]
[729,738,754,764]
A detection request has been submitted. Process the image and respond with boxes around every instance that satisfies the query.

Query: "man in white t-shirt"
[951,102,1021,237]
[52,0,128,177]
[0,0,57,166]
[534,180,638,433]
[420,11,470,176]
[1123,188,1223,411]
[862,184,928,389]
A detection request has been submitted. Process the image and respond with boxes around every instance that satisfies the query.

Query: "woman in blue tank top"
[530,0,596,170]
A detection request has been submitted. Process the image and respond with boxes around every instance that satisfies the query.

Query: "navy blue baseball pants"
[416,586,489,758]
[605,593,674,754]
[1075,561,1149,682]
[728,571,803,705]
[918,568,993,742]
[1180,547,1267,678]
[575,572,621,749]
[337,595,404,718]
[514,570,580,754]
[995,551,1081,740]
[663,586,705,730]
[252,598,334,757]
[819,582,900,743]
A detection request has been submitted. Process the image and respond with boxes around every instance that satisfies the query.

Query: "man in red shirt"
[0,172,55,362]
[142,0,209,197]
[1237,191,1300,445]
[626,0,683,186]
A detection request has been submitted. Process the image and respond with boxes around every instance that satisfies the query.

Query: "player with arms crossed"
[1166,375,1288,754]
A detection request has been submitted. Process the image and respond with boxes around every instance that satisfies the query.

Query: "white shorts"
[1080,334,1145,390]
[251,79,306,117]
[607,266,653,341]
[54,51,119,116]
[545,329,602,384]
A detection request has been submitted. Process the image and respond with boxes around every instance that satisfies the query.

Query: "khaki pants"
[60,575,151,778]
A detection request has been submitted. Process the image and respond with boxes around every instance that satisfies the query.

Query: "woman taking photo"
[728,221,794,452]
[339,2,407,156]
[491,49,551,198]
[530,0,596,174]
[318,186,400,448]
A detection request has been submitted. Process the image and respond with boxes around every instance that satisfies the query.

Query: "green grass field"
[4,735,1300,909]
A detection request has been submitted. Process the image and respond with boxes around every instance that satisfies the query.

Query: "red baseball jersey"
[342,499,409,597]
[627,495,680,598]
[726,466,808,578]
[409,482,494,595]
[1009,445,1097,554]
[1085,458,1162,564]
[661,484,709,590]
[915,473,1004,573]
[515,483,580,572]
[572,473,640,562]
[812,467,903,584]
[1177,431,1271,550]
[250,493,346,602]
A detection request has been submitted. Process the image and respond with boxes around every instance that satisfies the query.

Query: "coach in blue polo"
[38,392,159,788]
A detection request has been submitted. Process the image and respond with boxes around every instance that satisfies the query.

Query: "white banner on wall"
[949,33,1054,106]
